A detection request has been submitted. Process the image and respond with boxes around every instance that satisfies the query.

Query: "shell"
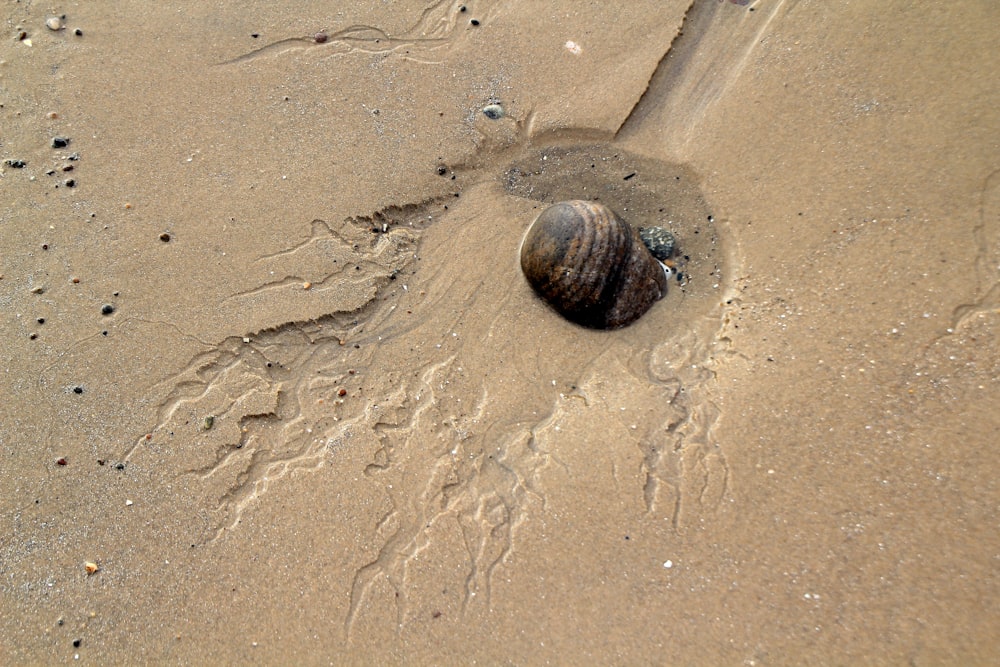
[520,200,668,329]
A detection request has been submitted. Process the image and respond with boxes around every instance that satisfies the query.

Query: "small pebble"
[57,457,68,466]
[46,16,64,31]
[482,103,504,120]
[159,232,171,242]
[639,226,676,261]
[314,32,327,44]
[101,304,115,315]
[5,159,26,168]
[51,137,70,148]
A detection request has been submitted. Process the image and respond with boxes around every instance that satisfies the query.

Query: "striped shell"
[519,200,668,329]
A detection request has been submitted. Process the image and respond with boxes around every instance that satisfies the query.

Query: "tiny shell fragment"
[85,561,99,574]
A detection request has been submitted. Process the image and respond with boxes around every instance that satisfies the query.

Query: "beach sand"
[2,1,998,663]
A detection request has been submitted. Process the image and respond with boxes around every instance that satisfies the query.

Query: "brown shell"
[520,200,668,329]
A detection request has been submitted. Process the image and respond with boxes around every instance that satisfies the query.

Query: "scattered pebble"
[565,40,583,55]
[314,32,327,44]
[51,137,70,149]
[56,457,68,466]
[639,226,676,261]
[159,232,171,242]
[5,159,26,168]
[125,499,133,506]
[45,16,64,31]
[84,561,98,574]
[73,386,83,394]
[202,416,215,431]
[482,103,504,120]
[101,304,115,315]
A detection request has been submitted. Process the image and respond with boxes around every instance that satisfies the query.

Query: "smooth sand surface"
[2,1,998,664]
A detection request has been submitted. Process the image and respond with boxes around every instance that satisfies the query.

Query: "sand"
[2,1,998,664]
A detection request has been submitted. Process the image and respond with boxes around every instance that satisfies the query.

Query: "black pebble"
[74,28,83,36]
[52,137,70,148]
[73,386,83,394]
[72,639,81,648]
[159,232,171,242]
[101,304,115,315]
[5,159,26,168]
[64,179,76,188]
[470,19,480,26]
[436,165,447,176]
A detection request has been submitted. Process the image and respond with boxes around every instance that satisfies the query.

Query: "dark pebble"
[5,159,26,168]
[72,639,81,648]
[37,317,45,324]
[73,386,83,394]
[314,32,327,44]
[482,104,504,120]
[436,165,448,176]
[51,137,70,148]
[639,226,676,261]
[101,304,115,315]
[159,232,171,242]
[64,179,75,188]
[57,458,68,466]
[74,28,83,36]
[470,19,480,26]
[114,462,126,471]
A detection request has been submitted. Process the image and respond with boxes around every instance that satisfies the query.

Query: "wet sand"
[2,1,998,664]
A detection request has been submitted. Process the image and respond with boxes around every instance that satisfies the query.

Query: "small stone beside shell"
[639,226,675,261]
[520,200,668,329]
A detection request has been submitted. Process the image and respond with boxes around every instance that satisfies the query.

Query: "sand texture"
[2,0,998,664]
